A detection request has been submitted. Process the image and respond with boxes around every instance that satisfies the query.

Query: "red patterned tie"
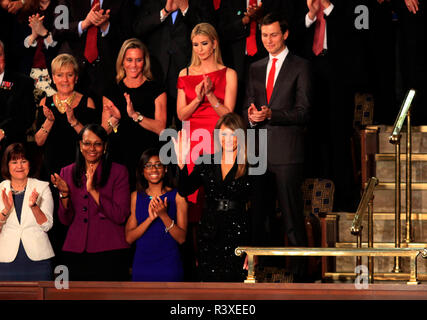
[213,0,220,10]
[312,9,326,56]
[266,58,277,104]
[84,0,100,63]
[246,0,257,56]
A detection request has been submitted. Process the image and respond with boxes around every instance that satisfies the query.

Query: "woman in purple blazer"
[51,123,131,281]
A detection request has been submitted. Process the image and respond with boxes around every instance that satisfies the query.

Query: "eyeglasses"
[81,141,103,148]
[144,163,164,169]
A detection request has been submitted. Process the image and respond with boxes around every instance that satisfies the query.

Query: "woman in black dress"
[102,38,167,189]
[173,112,252,282]
[34,53,97,179]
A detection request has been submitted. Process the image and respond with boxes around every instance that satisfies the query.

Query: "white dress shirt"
[78,0,110,37]
[305,3,334,51]
[265,46,289,88]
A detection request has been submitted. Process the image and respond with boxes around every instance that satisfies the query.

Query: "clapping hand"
[203,75,214,97]
[28,13,47,37]
[43,105,55,122]
[307,0,320,20]
[171,129,190,169]
[1,188,13,215]
[195,80,205,102]
[50,173,69,197]
[245,1,263,21]
[248,103,270,123]
[405,0,419,13]
[29,188,39,208]
[6,0,23,14]
[85,164,96,192]
[150,196,168,218]
[124,92,136,119]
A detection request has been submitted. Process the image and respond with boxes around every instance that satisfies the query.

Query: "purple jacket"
[58,162,130,253]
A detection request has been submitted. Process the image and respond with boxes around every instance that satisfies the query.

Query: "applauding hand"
[172,129,190,169]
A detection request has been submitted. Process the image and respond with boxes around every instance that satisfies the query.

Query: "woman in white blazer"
[0,143,54,281]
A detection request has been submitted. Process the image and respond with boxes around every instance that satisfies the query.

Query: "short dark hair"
[1,143,33,180]
[260,13,289,34]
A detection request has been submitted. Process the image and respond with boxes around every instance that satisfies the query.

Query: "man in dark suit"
[55,0,133,109]
[244,13,312,279]
[133,0,215,129]
[217,0,295,115]
[0,40,35,154]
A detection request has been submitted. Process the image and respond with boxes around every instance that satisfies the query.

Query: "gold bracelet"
[165,220,175,233]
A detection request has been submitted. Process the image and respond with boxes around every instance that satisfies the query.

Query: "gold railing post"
[393,141,402,273]
[356,228,362,271]
[406,110,413,243]
[368,197,374,283]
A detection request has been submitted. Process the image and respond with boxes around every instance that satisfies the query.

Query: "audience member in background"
[173,113,252,282]
[102,38,166,190]
[0,40,35,160]
[0,143,54,281]
[51,124,131,281]
[54,0,133,112]
[35,53,97,180]
[176,22,237,280]
[126,148,187,281]
[133,0,215,129]
[20,0,60,100]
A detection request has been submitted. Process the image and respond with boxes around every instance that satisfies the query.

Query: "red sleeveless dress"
[177,67,227,222]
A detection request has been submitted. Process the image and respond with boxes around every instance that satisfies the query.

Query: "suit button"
[82,206,87,212]
[83,194,88,199]
[83,218,88,223]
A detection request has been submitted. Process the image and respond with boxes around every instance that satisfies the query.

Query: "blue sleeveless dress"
[132,189,183,281]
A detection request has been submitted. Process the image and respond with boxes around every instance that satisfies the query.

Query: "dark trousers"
[61,249,130,281]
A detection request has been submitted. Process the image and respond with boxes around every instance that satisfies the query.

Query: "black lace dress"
[178,154,253,282]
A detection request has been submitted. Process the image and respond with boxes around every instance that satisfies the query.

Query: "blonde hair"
[51,53,79,75]
[214,113,247,179]
[189,23,223,68]
[116,38,152,83]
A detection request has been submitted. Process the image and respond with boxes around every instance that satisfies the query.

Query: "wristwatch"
[133,112,144,123]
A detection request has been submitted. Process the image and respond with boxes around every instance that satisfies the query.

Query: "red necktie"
[312,9,326,56]
[213,0,221,10]
[84,0,100,63]
[246,0,257,56]
[266,58,277,104]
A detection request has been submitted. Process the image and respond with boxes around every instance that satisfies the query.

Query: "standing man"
[133,0,215,129]
[0,40,35,158]
[245,13,312,280]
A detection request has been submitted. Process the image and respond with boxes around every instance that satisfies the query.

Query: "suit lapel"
[268,52,294,106]
[19,178,33,226]
[258,58,268,106]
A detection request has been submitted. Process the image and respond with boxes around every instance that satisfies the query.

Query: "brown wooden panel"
[0,282,43,300]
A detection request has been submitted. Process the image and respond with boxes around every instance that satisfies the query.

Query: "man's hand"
[7,0,23,14]
[165,0,178,13]
[248,103,270,123]
[320,0,331,9]
[307,0,320,20]
[175,0,189,13]
[405,0,419,13]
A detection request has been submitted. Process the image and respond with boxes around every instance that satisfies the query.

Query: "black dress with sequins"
[178,154,253,282]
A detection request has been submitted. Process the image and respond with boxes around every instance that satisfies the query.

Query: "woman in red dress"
[176,22,237,279]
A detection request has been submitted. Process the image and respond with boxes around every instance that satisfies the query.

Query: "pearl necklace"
[54,92,76,113]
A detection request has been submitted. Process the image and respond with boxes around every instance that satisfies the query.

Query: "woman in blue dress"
[125,148,188,281]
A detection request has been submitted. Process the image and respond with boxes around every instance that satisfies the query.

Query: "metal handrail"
[350,176,378,282]
[389,89,416,273]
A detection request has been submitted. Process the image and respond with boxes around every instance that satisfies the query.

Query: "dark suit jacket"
[244,52,312,165]
[55,0,133,98]
[133,0,214,98]
[0,69,35,148]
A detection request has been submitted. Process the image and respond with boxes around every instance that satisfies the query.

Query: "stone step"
[333,242,427,274]
[373,187,427,213]
[367,125,427,154]
[336,211,427,242]
[375,154,427,183]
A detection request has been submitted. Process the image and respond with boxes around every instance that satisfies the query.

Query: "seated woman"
[102,38,167,189]
[125,148,187,282]
[51,124,130,281]
[0,143,54,281]
[35,53,97,180]
[172,113,252,282]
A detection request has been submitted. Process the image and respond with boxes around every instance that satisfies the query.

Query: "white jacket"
[0,178,54,262]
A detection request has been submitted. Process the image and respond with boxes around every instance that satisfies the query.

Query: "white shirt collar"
[269,46,289,63]
[0,72,4,85]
